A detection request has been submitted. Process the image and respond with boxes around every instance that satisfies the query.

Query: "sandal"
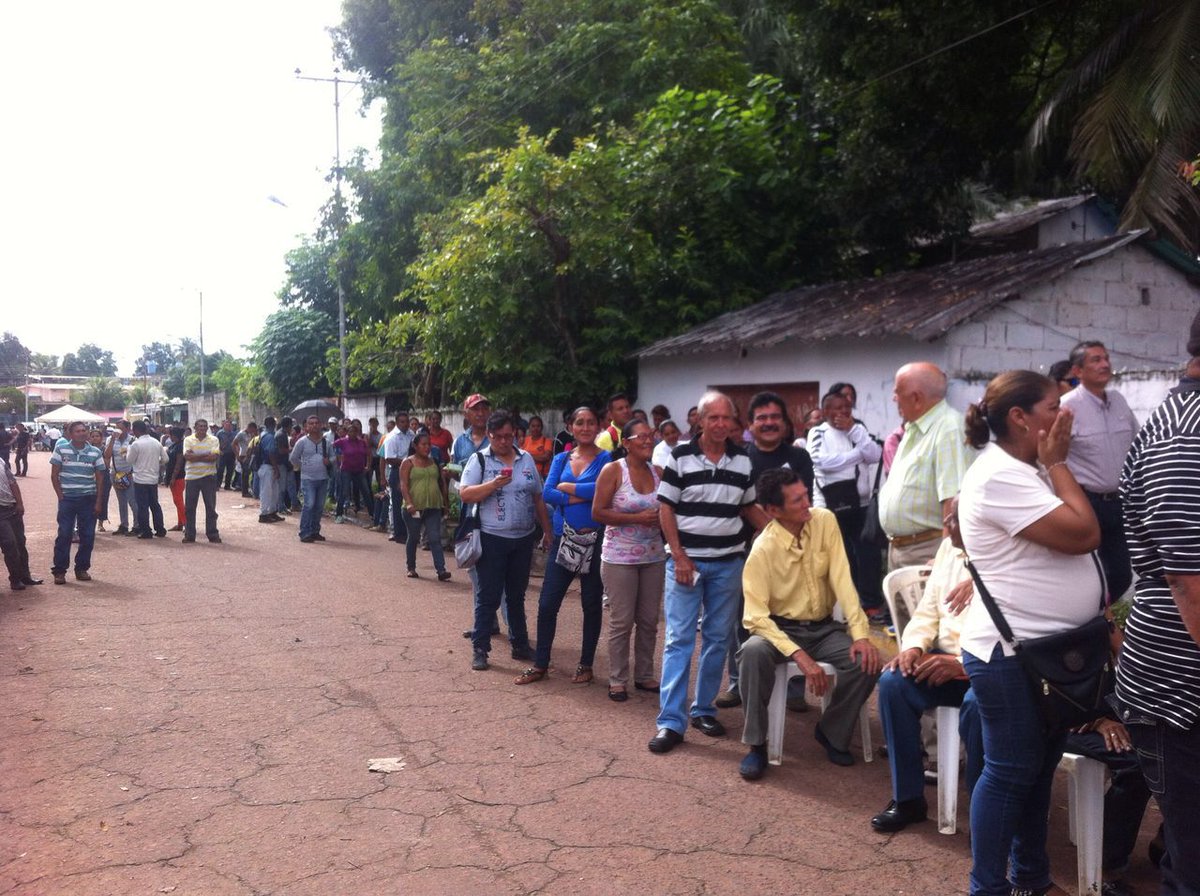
[514,667,547,685]
[608,687,628,702]
[406,569,419,578]
[572,665,594,684]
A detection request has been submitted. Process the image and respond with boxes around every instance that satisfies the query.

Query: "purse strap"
[964,552,1106,651]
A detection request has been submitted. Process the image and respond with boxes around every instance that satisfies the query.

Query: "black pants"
[218,452,237,489]
[0,504,31,585]
[1085,492,1132,601]
[184,475,220,539]
[15,450,28,476]
[134,482,164,536]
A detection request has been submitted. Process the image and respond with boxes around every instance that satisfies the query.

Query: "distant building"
[634,195,1200,437]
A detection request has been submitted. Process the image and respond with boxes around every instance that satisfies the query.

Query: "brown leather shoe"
[74,570,92,582]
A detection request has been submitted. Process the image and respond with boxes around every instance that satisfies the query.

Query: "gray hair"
[696,390,736,419]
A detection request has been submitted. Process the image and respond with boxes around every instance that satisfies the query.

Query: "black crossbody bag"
[965,554,1110,734]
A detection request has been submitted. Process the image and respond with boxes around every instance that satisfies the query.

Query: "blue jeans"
[471,531,533,655]
[963,647,1066,896]
[534,534,604,670]
[404,508,446,574]
[373,489,390,528]
[299,478,328,540]
[657,555,744,734]
[337,469,371,515]
[386,467,407,543]
[877,666,982,803]
[53,493,97,573]
[1120,702,1200,895]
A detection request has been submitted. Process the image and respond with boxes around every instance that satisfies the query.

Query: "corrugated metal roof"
[968,194,1094,239]
[635,231,1144,359]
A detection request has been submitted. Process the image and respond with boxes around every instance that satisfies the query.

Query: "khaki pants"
[887,536,940,572]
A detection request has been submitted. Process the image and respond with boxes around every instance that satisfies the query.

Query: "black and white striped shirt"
[1116,382,1200,729]
[657,439,756,560]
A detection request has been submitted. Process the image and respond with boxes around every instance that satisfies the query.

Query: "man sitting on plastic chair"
[872,499,983,832]
[736,467,881,780]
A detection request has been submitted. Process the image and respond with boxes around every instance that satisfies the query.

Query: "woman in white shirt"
[957,370,1101,896]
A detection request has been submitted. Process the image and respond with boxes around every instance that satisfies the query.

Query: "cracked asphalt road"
[1,453,1162,895]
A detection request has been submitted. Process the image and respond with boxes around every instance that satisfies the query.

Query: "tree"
[70,377,126,411]
[1028,0,1200,250]
[135,341,177,376]
[251,308,337,409]
[0,332,32,385]
[61,343,118,377]
[0,386,25,414]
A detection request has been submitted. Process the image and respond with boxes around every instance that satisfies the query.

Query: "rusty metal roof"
[635,231,1144,359]
[968,194,1094,239]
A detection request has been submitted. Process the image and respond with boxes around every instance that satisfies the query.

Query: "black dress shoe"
[648,728,684,754]
[11,581,26,591]
[22,577,43,585]
[871,798,928,832]
[690,715,726,737]
[814,725,854,766]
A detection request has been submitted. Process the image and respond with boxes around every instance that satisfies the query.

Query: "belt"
[889,528,942,548]
[770,614,833,629]
[1084,489,1120,502]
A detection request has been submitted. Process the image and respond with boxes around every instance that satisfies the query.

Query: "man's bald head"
[893,362,948,422]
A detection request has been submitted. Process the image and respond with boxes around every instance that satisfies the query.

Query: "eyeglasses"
[625,433,653,442]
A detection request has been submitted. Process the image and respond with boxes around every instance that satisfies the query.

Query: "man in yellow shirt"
[737,467,881,778]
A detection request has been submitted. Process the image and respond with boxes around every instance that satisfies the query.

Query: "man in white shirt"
[126,420,169,539]
[1060,341,1138,600]
[383,413,414,543]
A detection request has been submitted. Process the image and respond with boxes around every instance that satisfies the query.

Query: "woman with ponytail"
[956,370,1102,896]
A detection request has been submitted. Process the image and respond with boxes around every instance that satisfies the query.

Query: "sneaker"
[208,535,222,544]
[437,570,452,582]
[312,534,326,542]
[471,649,489,671]
[113,526,128,536]
[739,747,768,781]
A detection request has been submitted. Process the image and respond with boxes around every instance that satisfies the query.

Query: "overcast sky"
[2,1,381,376]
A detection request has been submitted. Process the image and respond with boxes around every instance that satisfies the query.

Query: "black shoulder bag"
[964,554,1111,734]
[859,458,887,548]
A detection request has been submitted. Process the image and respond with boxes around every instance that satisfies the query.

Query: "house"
[633,196,1200,438]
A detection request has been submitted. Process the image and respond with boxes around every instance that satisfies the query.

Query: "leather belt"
[889,528,942,548]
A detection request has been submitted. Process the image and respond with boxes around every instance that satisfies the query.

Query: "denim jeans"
[877,666,982,803]
[386,467,407,543]
[404,508,446,573]
[337,469,371,515]
[53,493,97,573]
[134,482,164,535]
[657,555,744,734]
[1121,704,1200,895]
[471,531,533,655]
[534,534,604,670]
[963,646,1066,896]
[184,475,219,540]
[1086,492,1132,600]
[299,477,328,540]
[373,489,390,529]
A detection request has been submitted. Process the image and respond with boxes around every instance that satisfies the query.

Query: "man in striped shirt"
[649,391,768,754]
[49,421,106,584]
[1115,325,1200,894]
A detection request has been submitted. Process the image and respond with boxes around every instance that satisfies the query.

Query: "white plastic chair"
[766,661,873,766]
[1060,752,1104,896]
[881,565,931,649]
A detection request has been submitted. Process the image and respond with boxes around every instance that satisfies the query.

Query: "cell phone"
[500,467,513,478]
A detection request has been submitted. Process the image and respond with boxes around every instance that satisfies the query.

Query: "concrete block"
[985,322,1007,347]
[1004,323,1045,350]
[1092,304,1128,331]
[1125,309,1158,333]
[1043,329,1077,354]
[953,322,987,348]
[1104,280,1140,307]
[1057,302,1092,327]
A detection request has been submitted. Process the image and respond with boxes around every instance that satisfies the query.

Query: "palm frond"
[1070,61,1154,188]
[1026,5,1152,152]
[1121,129,1200,252]
[1144,0,1200,130]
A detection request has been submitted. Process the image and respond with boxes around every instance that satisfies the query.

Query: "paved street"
[2,452,1161,895]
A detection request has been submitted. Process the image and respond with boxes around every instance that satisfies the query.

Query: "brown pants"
[601,560,664,687]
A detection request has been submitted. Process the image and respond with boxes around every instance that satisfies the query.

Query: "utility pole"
[296,67,360,408]
[199,290,206,394]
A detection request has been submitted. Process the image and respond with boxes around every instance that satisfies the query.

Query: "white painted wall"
[639,242,1196,435]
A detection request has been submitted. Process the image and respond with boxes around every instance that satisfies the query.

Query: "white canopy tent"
[34,404,107,425]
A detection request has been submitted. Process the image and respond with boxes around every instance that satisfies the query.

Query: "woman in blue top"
[516,406,611,686]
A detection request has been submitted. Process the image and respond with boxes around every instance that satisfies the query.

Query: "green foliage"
[135,342,177,376]
[70,377,126,411]
[0,332,33,385]
[252,308,337,409]
[0,386,25,413]
[61,343,118,377]
[160,350,235,401]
